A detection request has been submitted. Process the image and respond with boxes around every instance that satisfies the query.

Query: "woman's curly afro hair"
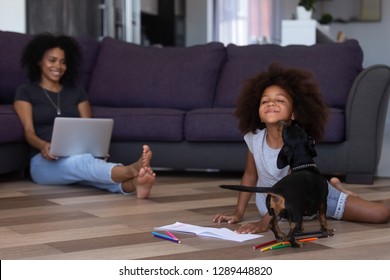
[235,63,328,141]
[21,32,82,86]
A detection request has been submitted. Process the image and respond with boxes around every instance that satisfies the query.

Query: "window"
[213,0,280,45]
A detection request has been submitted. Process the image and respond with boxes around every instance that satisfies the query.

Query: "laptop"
[50,117,114,158]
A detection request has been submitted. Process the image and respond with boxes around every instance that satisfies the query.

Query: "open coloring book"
[155,222,263,242]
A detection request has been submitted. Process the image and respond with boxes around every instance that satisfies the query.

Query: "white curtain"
[213,0,282,45]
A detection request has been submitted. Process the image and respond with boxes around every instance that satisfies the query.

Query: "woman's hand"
[41,143,58,160]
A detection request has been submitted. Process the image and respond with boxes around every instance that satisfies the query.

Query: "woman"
[14,33,155,198]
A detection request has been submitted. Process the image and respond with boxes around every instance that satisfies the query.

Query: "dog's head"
[277,121,317,169]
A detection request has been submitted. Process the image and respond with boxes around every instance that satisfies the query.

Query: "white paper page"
[155,222,263,242]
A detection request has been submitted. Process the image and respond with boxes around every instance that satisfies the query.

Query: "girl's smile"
[259,85,294,124]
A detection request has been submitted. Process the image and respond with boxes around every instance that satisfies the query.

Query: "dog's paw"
[327,229,335,236]
[290,240,304,248]
[321,227,335,237]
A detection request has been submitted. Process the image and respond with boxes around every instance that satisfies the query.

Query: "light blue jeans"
[30,153,128,194]
[256,182,348,220]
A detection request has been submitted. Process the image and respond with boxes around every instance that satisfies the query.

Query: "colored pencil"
[253,239,277,250]
[151,231,171,238]
[271,243,291,250]
[260,242,284,252]
[296,231,323,237]
[257,233,330,252]
[260,236,328,252]
[298,237,318,242]
[152,232,181,244]
[153,234,181,244]
[166,231,179,240]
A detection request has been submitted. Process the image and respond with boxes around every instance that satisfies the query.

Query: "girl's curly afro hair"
[21,32,82,86]
[235,63,328,141]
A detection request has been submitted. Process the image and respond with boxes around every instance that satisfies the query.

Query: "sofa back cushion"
[75,36,100,90]
[214,40,363,108]
[0,31,31,104]
[88,38,226,110]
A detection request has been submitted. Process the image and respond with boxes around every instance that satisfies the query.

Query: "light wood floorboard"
[0,172,389,260]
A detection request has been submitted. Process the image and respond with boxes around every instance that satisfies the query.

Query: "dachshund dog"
[221,122,334,247]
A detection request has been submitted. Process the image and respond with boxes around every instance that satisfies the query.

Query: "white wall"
[0,0,26,33]
[325,0,390,177]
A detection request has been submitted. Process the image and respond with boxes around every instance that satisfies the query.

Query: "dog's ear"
[308,136,317,158]
[277,145,291,169]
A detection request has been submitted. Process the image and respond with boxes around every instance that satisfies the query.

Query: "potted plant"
[298,0,317,11]
[318,13,333,33]
[318,13,333,25]
[297,0,317,20]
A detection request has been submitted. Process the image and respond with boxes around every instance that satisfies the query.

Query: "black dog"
[221,122,334,247]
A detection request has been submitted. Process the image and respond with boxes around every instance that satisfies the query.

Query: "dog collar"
[291,163,317,171]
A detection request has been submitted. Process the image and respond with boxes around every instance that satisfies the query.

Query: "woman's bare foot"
[128,145,153,175]
[330,177,359,197]
[111,145,153,183]
[134,166,155,199]
[121,166,156,198]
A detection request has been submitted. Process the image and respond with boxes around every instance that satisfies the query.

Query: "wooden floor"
[0,171,389,260]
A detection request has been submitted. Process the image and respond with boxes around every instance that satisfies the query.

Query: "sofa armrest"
[345,64,390,183]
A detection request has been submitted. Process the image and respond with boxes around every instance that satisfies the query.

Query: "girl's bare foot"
[121,166,156,198]
[330,177,359,197]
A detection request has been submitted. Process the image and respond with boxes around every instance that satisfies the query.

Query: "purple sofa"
[1,31,389,183]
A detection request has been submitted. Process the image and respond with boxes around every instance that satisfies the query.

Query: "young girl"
[14,33,155,198]
[213,63,390,233]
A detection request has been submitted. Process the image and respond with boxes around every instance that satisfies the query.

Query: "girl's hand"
[213,213,242,224]
[235,219,270,234]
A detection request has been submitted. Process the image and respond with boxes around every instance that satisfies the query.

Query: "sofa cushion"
[0,105,25,143]
[214,40,363,109]
[75,37,100,90]
[185,108,243,141]
[0,31,31,104]
[323,107,345,142]
[185,107,344,143]
[88,38,226,110]
[91,106,185,141]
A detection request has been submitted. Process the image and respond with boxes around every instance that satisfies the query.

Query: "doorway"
[26,0,185,46]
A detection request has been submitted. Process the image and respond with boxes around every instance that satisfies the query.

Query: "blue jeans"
[30,153,127,194]
[256,182,348,220]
